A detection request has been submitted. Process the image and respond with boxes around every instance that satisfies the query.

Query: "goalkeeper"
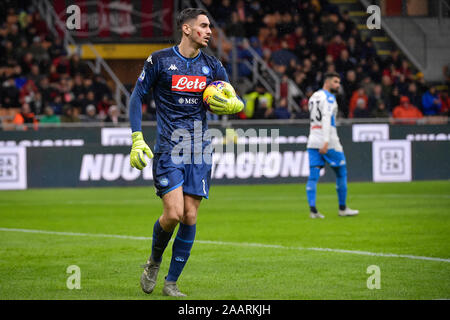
[128,8,243,297]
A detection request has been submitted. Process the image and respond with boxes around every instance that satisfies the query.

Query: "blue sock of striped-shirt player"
[332,166,348,211]
[166,223,196,282]
[306,166,348,212]
[306,166,321,213]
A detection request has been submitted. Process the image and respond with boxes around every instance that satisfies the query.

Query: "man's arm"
[129,55,159,132]
[129,83,146,132]
[129,55,159,169]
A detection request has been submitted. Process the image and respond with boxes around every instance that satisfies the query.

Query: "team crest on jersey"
[171,75,206,92]
[202,66,210,75]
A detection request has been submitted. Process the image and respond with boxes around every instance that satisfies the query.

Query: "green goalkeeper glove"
[209,87,244,115]
[130,131,153,170]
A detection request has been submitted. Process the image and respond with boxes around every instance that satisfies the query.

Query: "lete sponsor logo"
[171,75,206,92]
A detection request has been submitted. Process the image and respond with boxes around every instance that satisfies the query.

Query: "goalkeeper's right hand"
[130,131,153,170]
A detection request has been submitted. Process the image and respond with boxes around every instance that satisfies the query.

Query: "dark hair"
[176,8,209,31]
[324,72,340,80]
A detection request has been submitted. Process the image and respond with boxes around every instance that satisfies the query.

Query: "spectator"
[1,77,20,108]
[13,102,37,130]
[40,106,60,123]
[326,34,346,61]
[104,105,124,125]
[225,11,246,38]
[215,0,234,27]
[360,75,375,97]
[294,37,311,62]
[439,90,449,115]
[421,86,442,116]
[82,104,99,122]
[342,69,358,101]
[243,83,273,118]
[352,98,370,118]
[92,74,112,102]
[311,35,327,63]
[349,87,368,118]
[405,82,422,111]
[387,86,401,111]
[252,96,274,119]
[69,54,88,77]
[19,79,38,105]
[49,94,63,115]
[381,75,393,105]
[97,93,113,119]
[274,98,291,119]
[360,39,376,61]
[294,98,310,119]
[81,90,97,114]
[340,11,356,39]
[60,105,80,123]
[272,40,298,68]
[32,92,44,115]
[368,84,386,111]
[335,49,355,75]
[370,101,389,118]
[392,96,423,124]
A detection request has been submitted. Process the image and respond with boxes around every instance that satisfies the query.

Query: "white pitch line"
[0,227,449,263]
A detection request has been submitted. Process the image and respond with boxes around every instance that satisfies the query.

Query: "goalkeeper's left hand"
[209,87,244,115]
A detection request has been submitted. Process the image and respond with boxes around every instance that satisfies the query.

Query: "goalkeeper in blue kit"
[128,8,243,296]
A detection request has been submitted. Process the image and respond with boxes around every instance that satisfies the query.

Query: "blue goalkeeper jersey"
[129,45,229,153]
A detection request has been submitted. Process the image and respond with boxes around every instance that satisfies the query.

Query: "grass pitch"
[0,181,449,300]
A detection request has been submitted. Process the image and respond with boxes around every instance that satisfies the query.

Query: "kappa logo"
[168,64,178,71]
[147,55,153,64]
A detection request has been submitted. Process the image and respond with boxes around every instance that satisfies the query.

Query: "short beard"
[329,87,338,94]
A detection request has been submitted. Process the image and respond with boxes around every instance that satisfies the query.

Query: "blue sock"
[151,219,173,263]
[306,166,321,209]
[332,166,348,209]
[166,223,196,282]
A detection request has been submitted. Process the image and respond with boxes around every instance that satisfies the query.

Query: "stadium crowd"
[205,0,449,120]
[0,4,126,130]
[0,0,449,130]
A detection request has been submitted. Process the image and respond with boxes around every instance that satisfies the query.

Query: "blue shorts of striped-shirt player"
[307,148,347,168]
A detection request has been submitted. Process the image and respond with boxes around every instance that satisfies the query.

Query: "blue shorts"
[308,148,346,168]
[152,152,212,199]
